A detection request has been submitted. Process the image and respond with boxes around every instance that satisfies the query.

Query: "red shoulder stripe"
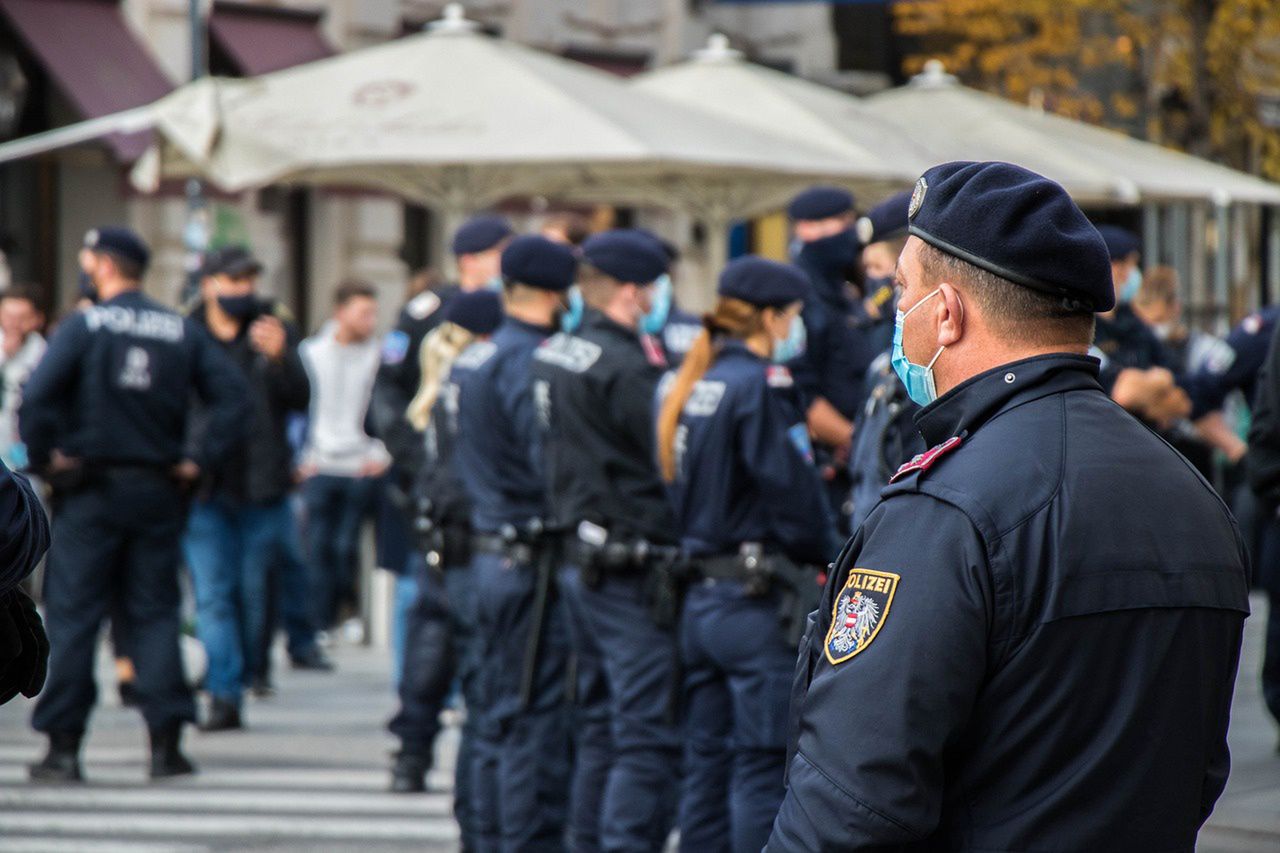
[889,435,963,484]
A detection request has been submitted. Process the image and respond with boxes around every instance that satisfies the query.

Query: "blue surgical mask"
[773,314,807,364]
[561,287,585,333]
[1121,268,1142,303]
[891,288,944,406]
[641,274,673,335]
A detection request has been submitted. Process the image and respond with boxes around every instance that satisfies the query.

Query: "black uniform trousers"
[33,470,196,734]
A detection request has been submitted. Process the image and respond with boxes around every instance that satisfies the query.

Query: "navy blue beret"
[787,186,855,221]
[443,289,503,335]
[582,230,669,284]
[501,234,578,292]
[452,215,513,256]
[718,256,810,308]
[908,161,1114,312]
[632,228,680,262]
[857,190,911,245]
[84,226,149,272]
[1095,225,1141,261]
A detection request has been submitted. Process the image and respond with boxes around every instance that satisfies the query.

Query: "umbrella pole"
[434,202,468,279]
[703,212,730,290]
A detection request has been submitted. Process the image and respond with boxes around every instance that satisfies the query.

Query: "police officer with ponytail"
[656,256,838,853]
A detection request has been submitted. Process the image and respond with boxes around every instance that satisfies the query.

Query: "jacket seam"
[793,748,924,838]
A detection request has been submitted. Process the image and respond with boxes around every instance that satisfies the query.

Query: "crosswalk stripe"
[0,765,454,791]
[0,786,454,816]
[0,812,460,842]
[0,839,207,853]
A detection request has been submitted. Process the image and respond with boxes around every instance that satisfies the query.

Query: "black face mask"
[800,228,863,286]
[217,294,260,321]
[78,271,98,304]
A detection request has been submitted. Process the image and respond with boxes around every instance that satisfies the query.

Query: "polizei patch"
[825,568,900,665]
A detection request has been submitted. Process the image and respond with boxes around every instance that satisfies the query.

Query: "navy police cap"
[856,190,912,245]
[452,215,513,256]
[500,234,578,292]
[1095,225,1141,261]
[718,255,810,308]
[907,161,1114,313]
[200,245,263,279]
[582,230,669,285]
[84,226,150,272]
[442,289,503,335]
[787,186,855,221]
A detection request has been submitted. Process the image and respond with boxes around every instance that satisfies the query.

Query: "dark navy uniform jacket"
[21,291,248,470]
[420,360,471,529]
[1093,303,1176,392]
[769,354,1249,852]
[658,306,702,369]
[662,340,837,565]
[1189,305,1280,415]
[532,309,675,544]
[791,242,877,420]
[453,316,550,533]
[847,354,924,531]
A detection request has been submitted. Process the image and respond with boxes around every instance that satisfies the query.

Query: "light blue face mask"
[891,288,945,407]
[640,274,673,335]
[1120,267,1142,303]
[485,275,504,292]
[561,286,585,333]
[773,313,807,364]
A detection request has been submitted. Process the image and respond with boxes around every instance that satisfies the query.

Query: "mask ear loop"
[921,288,960,371]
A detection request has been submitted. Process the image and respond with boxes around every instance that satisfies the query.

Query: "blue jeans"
[302,474,376,629]
[185,497,309,706]
[679,580,795,853]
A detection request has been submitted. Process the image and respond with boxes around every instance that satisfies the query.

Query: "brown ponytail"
[657,297,766,481]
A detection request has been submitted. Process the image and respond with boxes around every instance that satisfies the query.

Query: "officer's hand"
[172,459,201,484]
[359,458,390,479]
[0,588,49,704]
[249,316,287,361]
[46,450,80,475]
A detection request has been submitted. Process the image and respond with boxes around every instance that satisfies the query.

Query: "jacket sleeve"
[737,371,839,564]
[0,465,49,595]
[188,322,251,468]
[1247,322,1280,502]
[766,493,992,851]
[260,320,310,415]
[499,350,543,484]
[370,315,429,478]
[18,314,90,469]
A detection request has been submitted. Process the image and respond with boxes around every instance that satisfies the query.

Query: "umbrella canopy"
[866,62,1280,206]
[133,4,894,219]
[631,34,930,200]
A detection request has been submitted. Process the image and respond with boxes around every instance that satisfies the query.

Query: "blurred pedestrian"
[299,281,389,635]
[657,256,838,853]
[183,245,324,733]
[0,286,46,471]
[24,227,247,781]
[768,162,1249,851]
[454,235,577,850]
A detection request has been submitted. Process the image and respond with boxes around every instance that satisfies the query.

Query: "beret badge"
[908,177,928,220]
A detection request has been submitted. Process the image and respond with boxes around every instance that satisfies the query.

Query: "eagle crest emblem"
[825,568,900,664]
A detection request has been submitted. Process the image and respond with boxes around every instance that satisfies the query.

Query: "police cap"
[856,190,912,245]
[1095,225,1141,261]
[200,245,263,279]
[500,234,578,292]
[443,289,503,335]
[84,226,149,273]
[452,215,513,256]
[907,161,1114,313]
[787,186,855,221]
[718,256,810,308]
[581,230,669,285]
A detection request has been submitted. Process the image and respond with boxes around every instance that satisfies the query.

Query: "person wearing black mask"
[183,246,328,733]
[787,187,880,530]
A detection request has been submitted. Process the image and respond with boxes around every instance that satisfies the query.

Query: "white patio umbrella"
[865,62,1280,206]
[132,4,901,270]
[632,34,930,204]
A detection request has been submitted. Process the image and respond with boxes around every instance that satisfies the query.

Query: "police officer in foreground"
[24,228,249,782]
[454,234,577,850]
[532,230,681,851]
[767,162,1250,851]
[657,256,838,853]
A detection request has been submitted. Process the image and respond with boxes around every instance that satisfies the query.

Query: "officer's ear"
[936,282,965,348]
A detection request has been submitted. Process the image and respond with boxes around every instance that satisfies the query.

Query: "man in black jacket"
[1247,321,1280,739]
[184,246,327,733]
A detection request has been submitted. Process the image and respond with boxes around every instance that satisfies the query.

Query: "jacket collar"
[914,353,1102,447]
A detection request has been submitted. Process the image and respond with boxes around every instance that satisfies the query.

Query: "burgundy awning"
[0,0,173,162]
[209,2,333,77]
